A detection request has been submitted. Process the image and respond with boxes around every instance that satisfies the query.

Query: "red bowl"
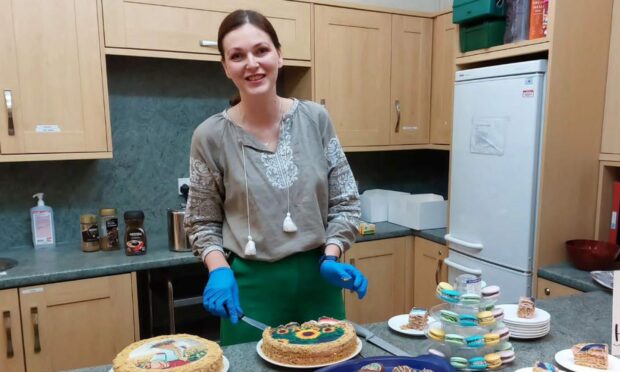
[565,239,620,271]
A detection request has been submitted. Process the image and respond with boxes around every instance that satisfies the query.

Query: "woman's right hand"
[202,267,243,324]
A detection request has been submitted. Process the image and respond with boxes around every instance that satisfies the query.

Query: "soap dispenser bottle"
[30,193,56,249]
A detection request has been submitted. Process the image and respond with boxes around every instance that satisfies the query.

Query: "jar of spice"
[99,208,119,251]
[80,214,100,252]
[124,210,147,256]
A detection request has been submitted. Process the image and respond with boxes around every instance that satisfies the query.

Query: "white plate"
[514,368,534,372]
[591,271,614,290]
[555,348,620,371]
[256,337,362,368]
[107,356,229,372]
[388,314,434,336]
[497,304,551,325]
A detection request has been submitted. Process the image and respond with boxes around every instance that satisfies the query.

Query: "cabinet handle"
[4,90,14,136]
[350,258,355,266]
[3,311,14,358]
[435,258,444,286]
[544,288,551,296]
[31,307,41,353]
[199,40,217,48]
[167,280,175,334]
[320,99,326,107]
[394,100,401,133]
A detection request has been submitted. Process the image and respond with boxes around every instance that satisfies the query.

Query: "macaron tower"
[425,275,515,371]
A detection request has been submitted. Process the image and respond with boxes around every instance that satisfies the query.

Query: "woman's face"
[221,23,283,99]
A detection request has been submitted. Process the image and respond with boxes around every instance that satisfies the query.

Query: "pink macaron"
[492,307,504,321]
[499,350,515,363]
[496,327,510,342]
[482,285,501,301]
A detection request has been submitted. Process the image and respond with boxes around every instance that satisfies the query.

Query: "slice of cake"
[402,307,428,331]
[112,334,223,371]
[572,343,608,370]
[518,296,536,318]
[261,317,358,366]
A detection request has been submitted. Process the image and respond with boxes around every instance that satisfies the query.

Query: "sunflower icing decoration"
[271,321,346,345]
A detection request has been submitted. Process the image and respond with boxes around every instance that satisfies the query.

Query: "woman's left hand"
[320,260,368,299]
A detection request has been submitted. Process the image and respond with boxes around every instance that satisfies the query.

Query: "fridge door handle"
[444,234,483,250]
[443,257,482,275]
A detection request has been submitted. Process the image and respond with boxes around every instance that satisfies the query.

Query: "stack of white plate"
[496,304,551,339]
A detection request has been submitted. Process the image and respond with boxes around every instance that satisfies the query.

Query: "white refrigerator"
[444,60,547,303]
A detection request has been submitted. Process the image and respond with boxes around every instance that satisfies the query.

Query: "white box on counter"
[387,193,447,230]
[360,189,410,223]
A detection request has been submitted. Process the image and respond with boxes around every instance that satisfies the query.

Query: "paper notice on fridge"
[470,117,507,156]
[613,271,620,356]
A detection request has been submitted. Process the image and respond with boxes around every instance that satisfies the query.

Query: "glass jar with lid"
[124,210,147,256]
[99,208,119,251]
[80,214,100,252]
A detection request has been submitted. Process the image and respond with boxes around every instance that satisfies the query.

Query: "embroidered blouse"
[184,99,360,262]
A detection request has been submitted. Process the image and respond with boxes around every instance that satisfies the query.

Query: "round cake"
[261,316,358,365]
[112,334,223,371]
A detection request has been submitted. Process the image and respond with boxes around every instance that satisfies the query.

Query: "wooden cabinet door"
[536,278,582,299]
[430,13,457,145]
[19,274,135,372]
[601,1,620,153]
[413,237,448,309]
[390,15,432,145]
[315,6,391,147]
[0,289,24,372]
[344,237,406,324]
[102,0,311,61]
[0,0,108,155]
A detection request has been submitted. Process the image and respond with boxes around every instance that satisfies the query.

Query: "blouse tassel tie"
[242,145,257,256]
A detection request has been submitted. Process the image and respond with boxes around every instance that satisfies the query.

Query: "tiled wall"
[0,57,448,250]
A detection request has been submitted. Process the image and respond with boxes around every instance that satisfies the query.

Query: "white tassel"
[282,212,298,232]
[244,235,256,256]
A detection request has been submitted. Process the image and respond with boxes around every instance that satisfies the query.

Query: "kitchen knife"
[352,322,410,357]
[239,314,269,331]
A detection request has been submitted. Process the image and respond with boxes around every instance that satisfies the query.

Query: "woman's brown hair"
[218,10,281,106]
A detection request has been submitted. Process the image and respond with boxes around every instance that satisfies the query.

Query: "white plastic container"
[30,193,56,249]
[387,193,448,230]
[360,189,409,223]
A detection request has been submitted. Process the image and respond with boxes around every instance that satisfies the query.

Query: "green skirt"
[219,249,345,346]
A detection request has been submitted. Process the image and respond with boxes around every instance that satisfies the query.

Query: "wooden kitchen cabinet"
[102,0,311,63]
[3,274,137,372]
[536,278,582,299]
[315,6,433,149]
[344,237,410,324]
[601,0,620,154]
[430,12,457,145]
[413,237,448,309]
[0,289,25,372]
[0,0,111,161]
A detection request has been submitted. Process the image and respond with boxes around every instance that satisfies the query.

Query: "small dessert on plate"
[571,343,608,370]
[359,362,385,371]
[533,360,562,371]
[402,307,428,331]
[518,297,536,319]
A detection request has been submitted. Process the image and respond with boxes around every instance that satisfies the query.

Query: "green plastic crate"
[453,0,506,25]
[459,19,506,52]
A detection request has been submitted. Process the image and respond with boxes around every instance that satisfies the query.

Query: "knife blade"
[239,314,269,331]
[351,322,410,357]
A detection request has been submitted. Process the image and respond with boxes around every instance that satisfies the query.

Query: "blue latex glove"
[320,260,368,299]
[202,267,243,324]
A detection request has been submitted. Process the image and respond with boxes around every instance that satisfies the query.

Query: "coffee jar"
[99,208,119,251]
[80,214,100,252]
[124,210,147,256]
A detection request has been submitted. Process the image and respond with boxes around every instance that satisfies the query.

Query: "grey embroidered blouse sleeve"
[184,131,226,262]
[322,112,361,253]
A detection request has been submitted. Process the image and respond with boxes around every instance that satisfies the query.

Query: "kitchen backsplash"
[0,57,448,250]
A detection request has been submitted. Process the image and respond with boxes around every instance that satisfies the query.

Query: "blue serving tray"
[315,354,456,372]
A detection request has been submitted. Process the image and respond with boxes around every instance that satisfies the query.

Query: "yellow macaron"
[428,327,445,342]
[436,282,453,296]
[484,333,500,346]
[477,311,496,326]
[485,353,502,369]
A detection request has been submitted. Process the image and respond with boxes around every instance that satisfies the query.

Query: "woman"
[184,9,368,346]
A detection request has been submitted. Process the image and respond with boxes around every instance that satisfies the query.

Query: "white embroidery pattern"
[260,118,298,189]
[325,137,346,168]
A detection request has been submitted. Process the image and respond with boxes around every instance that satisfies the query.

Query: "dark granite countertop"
[0,224,445,289]
[537,261,611,293]
[69,291,612,372]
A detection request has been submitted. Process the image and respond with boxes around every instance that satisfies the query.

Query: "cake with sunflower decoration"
[261,316,358,365]
[112,334,223,371]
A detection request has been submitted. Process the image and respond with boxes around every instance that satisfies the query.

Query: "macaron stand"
[424,274,516,370]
